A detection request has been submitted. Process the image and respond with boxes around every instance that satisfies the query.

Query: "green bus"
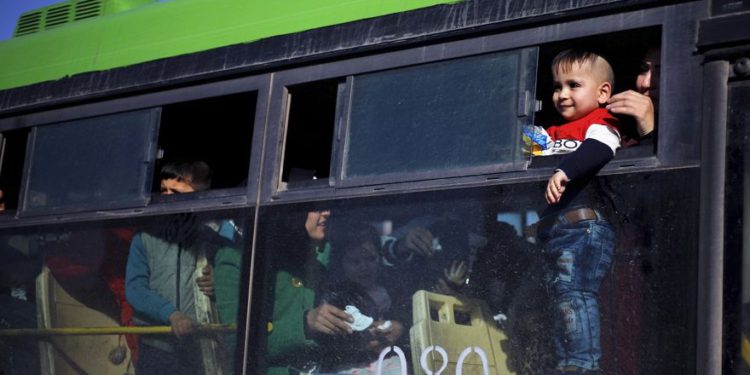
[0,0,748,374]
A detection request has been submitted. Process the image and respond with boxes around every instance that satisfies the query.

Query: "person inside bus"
[316,221,408,374]
[265,208,356,375]
[539,49,620,375]
[607,46,659,141]
[125,160,219,375]
[0,190,42,375]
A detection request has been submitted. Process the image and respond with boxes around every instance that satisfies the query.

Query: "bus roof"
[0,0,457,91]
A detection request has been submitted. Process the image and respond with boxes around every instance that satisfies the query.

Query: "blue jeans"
[539,214,615,371]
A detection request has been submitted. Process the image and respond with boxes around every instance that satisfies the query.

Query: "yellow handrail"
[0,324,236,337]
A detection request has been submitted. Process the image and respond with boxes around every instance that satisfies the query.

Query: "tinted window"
[0,209,250,375]
[251,170,697,374]
[342,48,537,181]
[24,109,159,213]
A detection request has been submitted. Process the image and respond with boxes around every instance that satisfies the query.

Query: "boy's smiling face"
[552,60,611,121]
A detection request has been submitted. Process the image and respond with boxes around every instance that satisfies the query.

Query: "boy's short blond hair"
[551,49,615,88]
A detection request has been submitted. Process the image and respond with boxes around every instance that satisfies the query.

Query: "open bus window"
[530,27,661,167]
[0,208,250,375]
[156,92,256,194]
[22,109,159,214]
[280,79,340,189]
[339,48,536,184]
[0,128,29,212]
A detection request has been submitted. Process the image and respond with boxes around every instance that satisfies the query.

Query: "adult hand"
[546,170,569,204]
[607,90,655,137]
[395,227,435,258]
[169,311,195,337]
[196,265,214,297]
[305,303,353,336]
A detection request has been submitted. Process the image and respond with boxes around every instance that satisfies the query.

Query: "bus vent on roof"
[13,0,155,38]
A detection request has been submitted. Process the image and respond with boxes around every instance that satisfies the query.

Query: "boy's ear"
[597,82,612,104]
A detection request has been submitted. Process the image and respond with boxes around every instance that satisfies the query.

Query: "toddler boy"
[538,49,620,375]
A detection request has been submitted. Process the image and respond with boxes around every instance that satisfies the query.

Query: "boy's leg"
[545,221,615,371]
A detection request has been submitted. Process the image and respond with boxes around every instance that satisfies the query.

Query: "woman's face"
[305,210,330,241]
[342,241,380,288]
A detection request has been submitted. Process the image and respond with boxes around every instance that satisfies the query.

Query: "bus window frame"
[0,74,271,226]
[331,46,539,187]
[261,3,703,205]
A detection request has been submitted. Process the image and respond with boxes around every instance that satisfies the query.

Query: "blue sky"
[0,0,63,41]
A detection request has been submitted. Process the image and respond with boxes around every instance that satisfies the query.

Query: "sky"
[0,0,63,41]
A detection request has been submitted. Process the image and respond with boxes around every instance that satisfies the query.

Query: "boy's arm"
[125,233,178,324]
[546,133,618,204]
[556,138,616,181]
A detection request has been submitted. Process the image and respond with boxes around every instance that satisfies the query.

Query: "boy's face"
[342,241,380,288]
[552,61,611,121]
[160,178,195,195]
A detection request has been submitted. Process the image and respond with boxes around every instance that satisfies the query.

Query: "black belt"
[537,207,599,235]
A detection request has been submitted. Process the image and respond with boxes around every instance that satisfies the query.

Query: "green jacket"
[266,243,330,375]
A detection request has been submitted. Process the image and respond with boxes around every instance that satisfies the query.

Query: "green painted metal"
[0,0,458,92]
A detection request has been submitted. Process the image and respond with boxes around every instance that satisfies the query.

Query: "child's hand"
[443,260,467,286]
[546,170,570,204]
[169,311,195,337]
[367,320,405,352]
[196,265,214,297]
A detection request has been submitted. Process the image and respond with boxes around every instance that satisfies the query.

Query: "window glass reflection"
[254,169,698,374]
[0,209,250,375]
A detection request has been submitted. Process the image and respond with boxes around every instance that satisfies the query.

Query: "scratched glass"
[0,209,250,375]
[252,170,698,374]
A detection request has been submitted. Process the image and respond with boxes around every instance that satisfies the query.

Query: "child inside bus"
[318,222,407,375]
[125,161,217,375]
[537,49,620,375]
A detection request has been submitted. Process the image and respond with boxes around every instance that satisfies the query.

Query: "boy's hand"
[305,303,353,336]
[196,265,214,297]
[546,170,569,204]
[169,311,195,337]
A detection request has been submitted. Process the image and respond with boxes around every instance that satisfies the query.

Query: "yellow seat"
[409,290,515,375]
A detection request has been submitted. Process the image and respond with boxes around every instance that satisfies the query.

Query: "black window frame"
[0,74,271,227]
[261,3,704,205]
[333,47,539,187]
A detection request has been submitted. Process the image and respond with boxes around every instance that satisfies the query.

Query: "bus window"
[339,48,536,184]
[281,79,340,188]
[22,109,159,214]
[252,168,698,374]
[531,27,661,165]
[157,92,257,193]
[0,209,250,375]
[0,127,29,212]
